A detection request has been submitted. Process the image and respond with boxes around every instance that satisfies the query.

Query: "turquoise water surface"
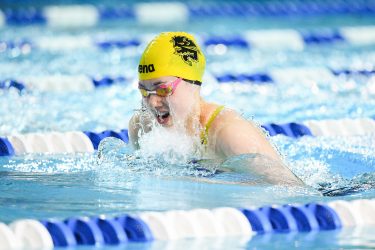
[1,1,375,249]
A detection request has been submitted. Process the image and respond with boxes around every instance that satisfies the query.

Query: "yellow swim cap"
[138,32,206,82]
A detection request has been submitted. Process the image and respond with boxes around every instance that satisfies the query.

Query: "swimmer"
[129,32,303,186]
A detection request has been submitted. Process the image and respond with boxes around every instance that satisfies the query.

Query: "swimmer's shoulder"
[208,105,249,132]
[212,108,282,161]
[212,108,267,141]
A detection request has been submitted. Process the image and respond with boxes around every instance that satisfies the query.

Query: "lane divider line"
[0,118,374,157]
[2,199,375,248]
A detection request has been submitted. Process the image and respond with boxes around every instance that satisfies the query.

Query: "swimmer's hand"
[219,154,305,186]
[97,137,133,164]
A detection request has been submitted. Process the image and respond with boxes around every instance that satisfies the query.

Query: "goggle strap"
[184,79,202,86]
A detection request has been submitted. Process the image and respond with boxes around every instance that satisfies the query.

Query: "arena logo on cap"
[171,36,200,66]
[138,64,155,73]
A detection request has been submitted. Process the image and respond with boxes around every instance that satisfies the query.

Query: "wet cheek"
[169,97,190,117]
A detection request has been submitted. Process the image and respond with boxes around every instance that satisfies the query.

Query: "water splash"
[0,153,96,173]
[137,125,202,164]
[96,136,216,178]
[318,172,375,196]
[274,135,375,196]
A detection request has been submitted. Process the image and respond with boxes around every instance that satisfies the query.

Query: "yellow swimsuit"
[200,105,225,145]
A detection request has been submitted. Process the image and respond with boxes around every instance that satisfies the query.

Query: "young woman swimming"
[129,32,303,185]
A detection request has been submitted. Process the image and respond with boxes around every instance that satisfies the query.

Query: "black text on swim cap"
[138,64,155,74]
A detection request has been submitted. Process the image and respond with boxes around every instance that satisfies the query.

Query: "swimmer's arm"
[215,118,304,185]
[215,118,281,162]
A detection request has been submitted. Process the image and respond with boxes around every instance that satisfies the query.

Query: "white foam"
[0,10,5,27]
[35,36,93,51]
[340,26,375,45]
[138,126,199,164]
[43,5,99,27]
[244,29,305,50]
[134,2,189,25]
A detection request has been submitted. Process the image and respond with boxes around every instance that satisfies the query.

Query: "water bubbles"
[137,126,201,165]
[1,152,96,173]
[275,135,375,196]
[97,137,132,164]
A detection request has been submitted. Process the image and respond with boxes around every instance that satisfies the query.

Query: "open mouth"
[156,111,171,125]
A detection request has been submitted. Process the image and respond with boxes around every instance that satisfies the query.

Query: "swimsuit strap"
[200,105,225,145]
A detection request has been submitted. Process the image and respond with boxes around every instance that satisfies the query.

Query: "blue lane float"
[261,122,313,138]
[2,0,375,25]
[0,137,14,157]
[41,220,77,247]
[0,75,128,92]
[1,66,374,92]
[0,121,311,156]
[2,199,368,249]
[3,8,46,25]
[331,69,375,76]
[0,80,25,92]
[305,203,342,230]
[282,205,320,232]
[116,215,154,242]
[65,217,105,246]
[241,208,273,233]
[0,26,373,52]
[1,2,374,28]
[187,1,375,17]
[93,217,128,245]
[84,129,129,150]
[0,26,374,52]
[258,206,298,233]
[0,32,349,51]
[97,6,134,20]
[2,117,375,157]
[95,39,141,50]
[215,73,273,84]
[91,76,127,88]
[301,31,345,44]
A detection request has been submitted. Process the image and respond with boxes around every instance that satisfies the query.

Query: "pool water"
[1,1,375,249]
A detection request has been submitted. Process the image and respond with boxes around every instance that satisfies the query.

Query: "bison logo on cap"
[171,36,200,66]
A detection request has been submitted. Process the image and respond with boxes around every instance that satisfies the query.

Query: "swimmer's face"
[139,76,199,127]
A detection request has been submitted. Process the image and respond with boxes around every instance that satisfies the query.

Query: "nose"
[146,94,163,109]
